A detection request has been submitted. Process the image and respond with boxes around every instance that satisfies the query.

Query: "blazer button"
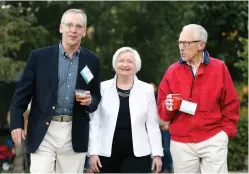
[46,122,49,126]
[52,106,55,110]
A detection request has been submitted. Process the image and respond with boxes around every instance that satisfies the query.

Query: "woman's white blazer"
[88,76,163,157]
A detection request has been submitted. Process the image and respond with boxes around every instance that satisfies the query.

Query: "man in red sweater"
[157,24,240,173]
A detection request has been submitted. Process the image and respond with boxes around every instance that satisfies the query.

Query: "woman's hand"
[151,156,162,173]
[89,155,102,172]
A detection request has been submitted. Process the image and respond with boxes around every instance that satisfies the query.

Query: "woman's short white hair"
[183,24,208,42]
[112,47,141,73]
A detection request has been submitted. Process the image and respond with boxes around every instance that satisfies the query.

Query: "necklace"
[117,88,131,97]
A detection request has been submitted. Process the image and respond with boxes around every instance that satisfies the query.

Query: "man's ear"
[199,42,206,51]
[59,24,63,33]
[82,28,87,37]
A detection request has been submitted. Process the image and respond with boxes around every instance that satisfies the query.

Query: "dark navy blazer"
[10,44,101,153]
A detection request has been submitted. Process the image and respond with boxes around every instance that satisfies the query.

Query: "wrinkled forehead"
[63,12,85,25]
[179,28,197,41]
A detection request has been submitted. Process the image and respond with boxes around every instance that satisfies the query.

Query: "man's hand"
[76,91,92,106]
[165,94,173,111]
[11,128,25,145]
[90,155,102,173]
[160,122,169,131]
[151,156,162,173]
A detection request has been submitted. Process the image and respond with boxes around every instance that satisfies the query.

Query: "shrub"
[228,114,248,171]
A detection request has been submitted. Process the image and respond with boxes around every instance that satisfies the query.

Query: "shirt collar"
[179,50,210,64]
[59,42,81,59]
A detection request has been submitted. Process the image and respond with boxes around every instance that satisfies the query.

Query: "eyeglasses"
[62,22,85,30]
[177,40,200,47]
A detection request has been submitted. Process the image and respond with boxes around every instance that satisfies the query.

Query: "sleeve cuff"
[85,100,93,114]
[161,102,176,121]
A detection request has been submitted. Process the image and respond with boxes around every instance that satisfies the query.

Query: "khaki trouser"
[170,131,228,173]
[30,121,86,173]
[13,141,25,172]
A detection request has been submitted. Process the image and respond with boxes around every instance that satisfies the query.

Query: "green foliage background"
[228,115,248,171]
[0,1,247,171]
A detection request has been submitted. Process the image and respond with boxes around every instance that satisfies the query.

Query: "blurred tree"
[235,37,248,83]
[234,37,248,107]
[0,58,25,82]
[2,1,247,84]
[0,2,49,82]
[0,1,247,170]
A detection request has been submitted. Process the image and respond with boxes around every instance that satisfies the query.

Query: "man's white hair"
[183,24,208,42]
[61,9,87,27]
[112,47,141,73]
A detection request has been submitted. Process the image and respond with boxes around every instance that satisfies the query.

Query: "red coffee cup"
[172,94,182,110]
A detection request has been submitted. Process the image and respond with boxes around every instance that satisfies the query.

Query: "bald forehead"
[179,28,197,41]
[63,12,85,25]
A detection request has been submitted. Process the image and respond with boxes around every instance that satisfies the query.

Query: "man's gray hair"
[61,9,87,27]
[112,47,142,73]
[183,24,208,42]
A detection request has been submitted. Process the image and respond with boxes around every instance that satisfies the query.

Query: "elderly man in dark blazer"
[10,9,101,173]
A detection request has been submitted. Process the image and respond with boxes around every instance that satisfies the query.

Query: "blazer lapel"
[129,77,139,123]
[75,48,88,89]
[108,77,120,125]
[50,44,59,98]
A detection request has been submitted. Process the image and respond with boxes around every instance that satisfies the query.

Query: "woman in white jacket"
[88,47,163,173]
